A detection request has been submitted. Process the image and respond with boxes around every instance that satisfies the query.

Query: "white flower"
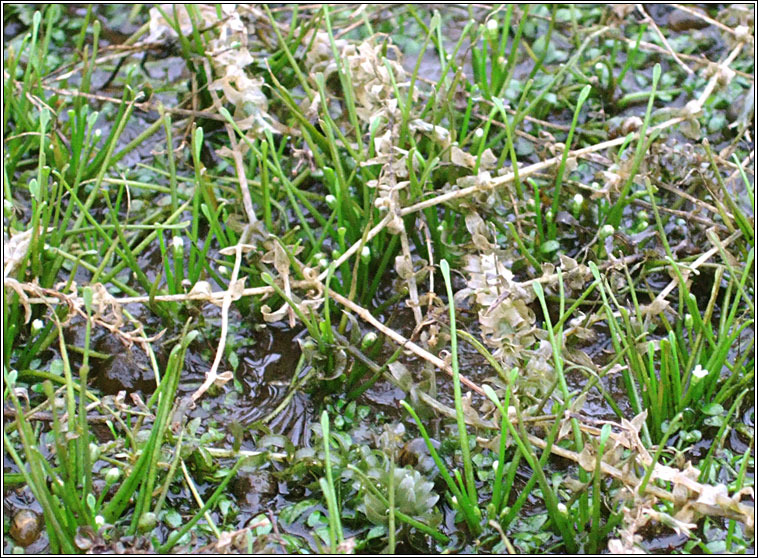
[692,364,708,380]
[599,224,615,240]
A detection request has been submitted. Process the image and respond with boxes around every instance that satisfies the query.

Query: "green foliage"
[3,4,754,554]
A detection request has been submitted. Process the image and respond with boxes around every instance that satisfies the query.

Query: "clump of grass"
[2,317,222,552]
[3,4,754,554]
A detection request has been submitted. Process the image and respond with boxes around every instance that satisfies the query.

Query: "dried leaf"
[228,278,247,301]
[214,371,234,388]
[465,212,495,252]
[388,362,412,391]
[577,445,596,472]
[461,392,480,424]
[261,302,289,323]
[610,4,636,18]
[394,255,414,280]
[188,281,213,299]
[679,118,701,141]
[640,295,672,318]
[3,277,32,323]
[451,146,476,168]
[409,119,451,148]
[4,227,43,278]
[479,148,498,170]
[607,538,645,554]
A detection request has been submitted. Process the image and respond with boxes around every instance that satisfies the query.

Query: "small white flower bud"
[361,332,378,351]
[105,467,121,484]
[89,442,100,463]
[684,313,693,329]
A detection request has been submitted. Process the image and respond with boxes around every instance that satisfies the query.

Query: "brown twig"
[671,4,746,37]
[637,4,694,75]
[328,290,485,396]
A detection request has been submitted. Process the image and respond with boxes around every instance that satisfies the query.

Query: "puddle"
[3,4,753,554]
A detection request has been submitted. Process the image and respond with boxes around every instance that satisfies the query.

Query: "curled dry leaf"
[523,339,555,393]
[3,277,32,323]
[261,291,324,325]
[408,119,450,148]
[260,302,288,323]
[464,212,495,252]
[188,280,214,300]
[559,254,592,292]
[564,312,597,342]
[213,370,235,389]
[572,410,755,546]
[365,131,415,179]
[451,146,477,168]
[394,254,414,280]
[592,168,623,201]
[210,71,277,135]
[148,5,281,137]
[388,361,412,391]
[4,226,53,278]
[460,391,481,424]
[610,4,637,19]
[458,244,552,387]
[145,5,224,43]
[82,283,126,332]
[304,30,348,76]
[640,295,673,319]
[309,34,412,125]
[4,228,33,278]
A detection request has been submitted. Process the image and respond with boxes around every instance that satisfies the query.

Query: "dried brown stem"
[637,4,694,75]
[328,290,485,396]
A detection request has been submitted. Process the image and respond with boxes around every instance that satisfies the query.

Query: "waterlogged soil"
[3,4,754,554]
[7,282,748,552]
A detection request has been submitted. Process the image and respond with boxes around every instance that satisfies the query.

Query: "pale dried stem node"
[398,220,424,327]
[189,227,254,402]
